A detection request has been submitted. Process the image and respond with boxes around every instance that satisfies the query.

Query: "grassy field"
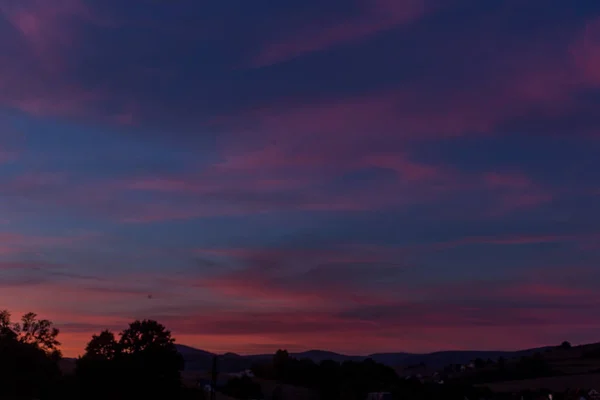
[464,343,600,392]
[478,372,600,392]
[255,378,318,400]
[180,372,317,400]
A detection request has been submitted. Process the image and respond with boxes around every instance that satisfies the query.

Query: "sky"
[1,0,600,358]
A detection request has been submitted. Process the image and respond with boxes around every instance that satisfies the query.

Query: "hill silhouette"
[173,344,551,372]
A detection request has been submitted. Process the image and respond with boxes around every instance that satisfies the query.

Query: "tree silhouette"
[119,319,176,353]
[0,310,61,399]
[497,356,506,370]
[560,340,572,349]
[254,350,402,400]
[1,310,200,400]
[77,332,121,400]
[273,349,290,380]
[118,319,184,399]
[84,330,120,360]
[0,309,16,340]
[12,311,61,357]
[76,320,184,400]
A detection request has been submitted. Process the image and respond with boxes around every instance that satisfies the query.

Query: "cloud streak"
[0,0,599,357]
[251,0,430,67]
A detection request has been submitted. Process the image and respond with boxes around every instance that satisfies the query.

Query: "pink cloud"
[572,18,600,86]
[425,276,600,309]
[0,280,154,305]
[505,283,595,300]
[4,265,600,357]
[218,14,600,166]
[427,232,600,253]
[8,88,104,119]
[205,80,569,215]
[484,172,533,189]
[0,120,23,164]
[126,178,202,193]
[153,298,600,355]
[492,192,553,213]
[440,234,576,248]
[362,153,444,182]
[114,152,449,218]
[252,0,430,67]
[0,307,129,357]
[224,65,572,147]
[0,152,16,163]
[185,245,596,330]
[189,260,402,310]
[0,0,94,62]
[0,230,94,255]
[482,172,554,213]
[0,159,549,223]
[26,162,546,222]
[0,1,130,121]
[212,142,553,215]
[0,273,183,357]
[9,171,67,189]
[195,245,403,265]
[177,246,416,318]
[126,173,309,194]
[0,261,58,270]
[0,0,595,139]
[478,171,553,214]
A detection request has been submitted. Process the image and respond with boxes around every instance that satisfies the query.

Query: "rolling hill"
[174,344,549,372]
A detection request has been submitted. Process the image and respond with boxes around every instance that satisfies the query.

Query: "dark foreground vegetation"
[251,349,491,400]
[0,308,494,400]
[0,309,194,400]
[1,309,594,400]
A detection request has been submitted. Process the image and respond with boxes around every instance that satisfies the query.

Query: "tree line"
[0,309,191,400]
[1,308,512,400]
[250,349,492,400]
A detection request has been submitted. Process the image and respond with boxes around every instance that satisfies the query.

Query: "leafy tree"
[119,319,177,353]
[84,330,120,360]
[0,310,61,399]
[0,309,16,340]
[0,310,61,354]
[12,312,61,357]
[118,319,184,398]
[76,330,122,399]
[560,340,572,349]
[273,349,290,380]
[76,320,184,400]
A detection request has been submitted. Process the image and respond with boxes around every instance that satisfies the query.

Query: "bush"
[221,376,263,400]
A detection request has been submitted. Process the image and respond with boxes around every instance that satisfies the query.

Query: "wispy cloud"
[251,0,431,67]
[572,17,600,87]
[0,0,599,357]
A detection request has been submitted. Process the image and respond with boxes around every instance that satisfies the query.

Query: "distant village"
[187,340,600,400]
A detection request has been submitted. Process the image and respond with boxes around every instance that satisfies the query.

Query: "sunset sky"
[1,0,600,357]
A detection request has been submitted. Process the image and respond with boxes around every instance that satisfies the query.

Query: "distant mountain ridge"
[175,344,550,372]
